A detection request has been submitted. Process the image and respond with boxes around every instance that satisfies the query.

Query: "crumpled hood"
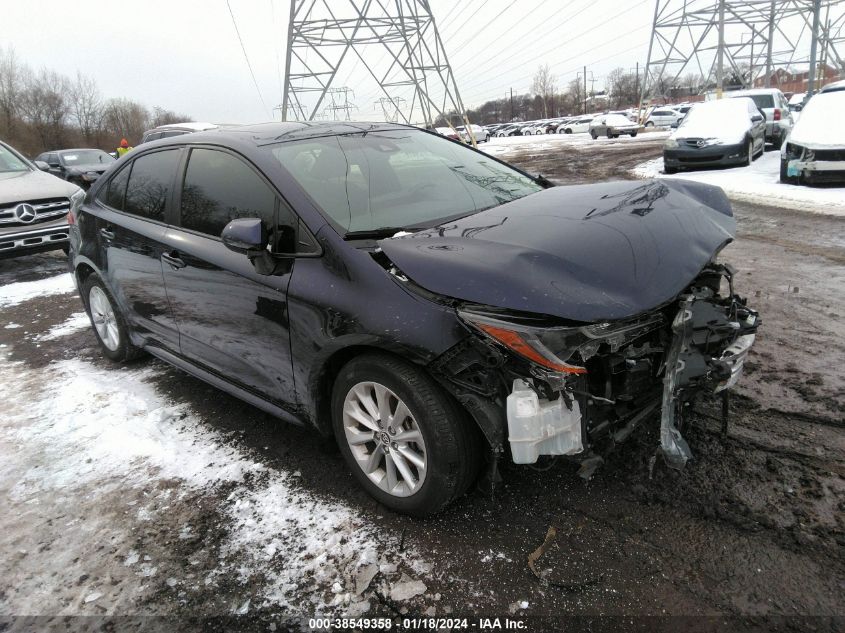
[0,169,80,205]
[378,179,735,322]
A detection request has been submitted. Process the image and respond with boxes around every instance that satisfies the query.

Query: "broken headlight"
[458,309,665,375]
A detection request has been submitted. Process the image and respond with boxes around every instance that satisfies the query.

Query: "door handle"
[99,227,115,240]
[161,251,186,270]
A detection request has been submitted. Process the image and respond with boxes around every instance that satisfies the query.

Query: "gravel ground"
[0,136,843,632]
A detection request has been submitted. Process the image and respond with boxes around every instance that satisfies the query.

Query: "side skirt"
[144,345,306,428]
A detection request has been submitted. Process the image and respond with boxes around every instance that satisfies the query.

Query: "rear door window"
[123,150,180,222]
[749,94,774,109]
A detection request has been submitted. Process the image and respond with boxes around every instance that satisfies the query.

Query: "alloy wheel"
[342,381,428,497]
[89,286,120,351]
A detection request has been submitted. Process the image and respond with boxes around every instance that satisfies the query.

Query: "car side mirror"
[34,160,50,171]
[221,218,268,256]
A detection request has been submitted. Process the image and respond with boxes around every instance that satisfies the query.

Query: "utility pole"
[510,87,514,121]
[583,65,587,114]
[716,0,725,97]
[807,0,823,95]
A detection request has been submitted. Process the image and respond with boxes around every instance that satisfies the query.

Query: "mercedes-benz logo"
[14,203,36,224]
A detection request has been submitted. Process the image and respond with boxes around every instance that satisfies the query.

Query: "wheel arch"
[308,343,495,450]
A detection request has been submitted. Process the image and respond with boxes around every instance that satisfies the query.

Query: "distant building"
[753,64,842,94]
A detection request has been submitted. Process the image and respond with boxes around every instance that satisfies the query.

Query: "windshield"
[745,94,775,109]
[677,99,750,137]
[0,144,30,173]
[267,129,542,234]
[60,150,114,166]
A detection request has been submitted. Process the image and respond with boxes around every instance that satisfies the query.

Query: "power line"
[452,0,567,74]
[458,0,650,98]
[442,0,491,47]
[449,0,519,57]
[226,0,270,117]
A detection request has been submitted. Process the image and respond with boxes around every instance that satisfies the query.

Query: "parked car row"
[662,85,845,187]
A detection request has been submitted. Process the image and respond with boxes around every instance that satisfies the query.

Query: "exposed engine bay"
[431,263,759,473]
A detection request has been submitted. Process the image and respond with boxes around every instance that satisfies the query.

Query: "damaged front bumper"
[443,263,759,471]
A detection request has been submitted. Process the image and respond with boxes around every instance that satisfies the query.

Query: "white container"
[506,379,584,464]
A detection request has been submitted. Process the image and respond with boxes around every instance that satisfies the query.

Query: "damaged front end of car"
[376,179,760,475]
[432,263,759,474]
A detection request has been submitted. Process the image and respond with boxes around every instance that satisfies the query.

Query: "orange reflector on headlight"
[476,323,587,375]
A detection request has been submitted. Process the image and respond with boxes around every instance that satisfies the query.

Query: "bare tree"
[531,64,557,118]
[0,46,27,137]
[565,76,585,115]
[19,68,71,148]
[607,67,639,109]
[101,98,150,144]
[151,106,192,128]
[69,72,102,144]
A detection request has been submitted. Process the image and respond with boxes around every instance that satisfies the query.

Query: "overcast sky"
[1,0,824,124]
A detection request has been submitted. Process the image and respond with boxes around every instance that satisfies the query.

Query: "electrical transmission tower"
[640,0,845,105]
[374,96,406,122]
[281,0,472,130]
[323,87,357,120]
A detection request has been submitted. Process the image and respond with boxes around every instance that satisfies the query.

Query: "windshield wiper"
[343,227,408,240]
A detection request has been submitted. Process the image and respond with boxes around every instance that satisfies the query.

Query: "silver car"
[0,140,84,259]
[728,88,793,148]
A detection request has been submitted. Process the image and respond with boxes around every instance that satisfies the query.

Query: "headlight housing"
[70,188,85,211]
[458,309,665,375]
[664,138,679,149]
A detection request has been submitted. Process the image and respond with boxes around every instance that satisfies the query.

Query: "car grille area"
[0,198,70,227]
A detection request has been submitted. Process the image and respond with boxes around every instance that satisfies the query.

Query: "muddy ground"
[0,139,842,632]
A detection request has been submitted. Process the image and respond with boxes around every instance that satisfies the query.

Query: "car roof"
[137,121,420,150]
[727,88,781,96]
[820,79,845,93]
[149,121,218,131]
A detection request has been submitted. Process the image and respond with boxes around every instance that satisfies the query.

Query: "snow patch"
[0,357,425,614]
[0,273,75,308]
[35,312,90,342]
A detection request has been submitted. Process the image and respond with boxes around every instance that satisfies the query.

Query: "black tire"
[779,157,798,184]
[331,353,481,517]
[664,163,678,174]
[590,131,598,140]
[607,131,614,139]
[630,131,638,137]
[744,139,754,166]
[771,135,782,151]
[645,121,654,127]
[565,128,572,134]
[81,273,142,363]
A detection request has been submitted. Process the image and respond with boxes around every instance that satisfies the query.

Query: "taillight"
[773,108,781,121]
